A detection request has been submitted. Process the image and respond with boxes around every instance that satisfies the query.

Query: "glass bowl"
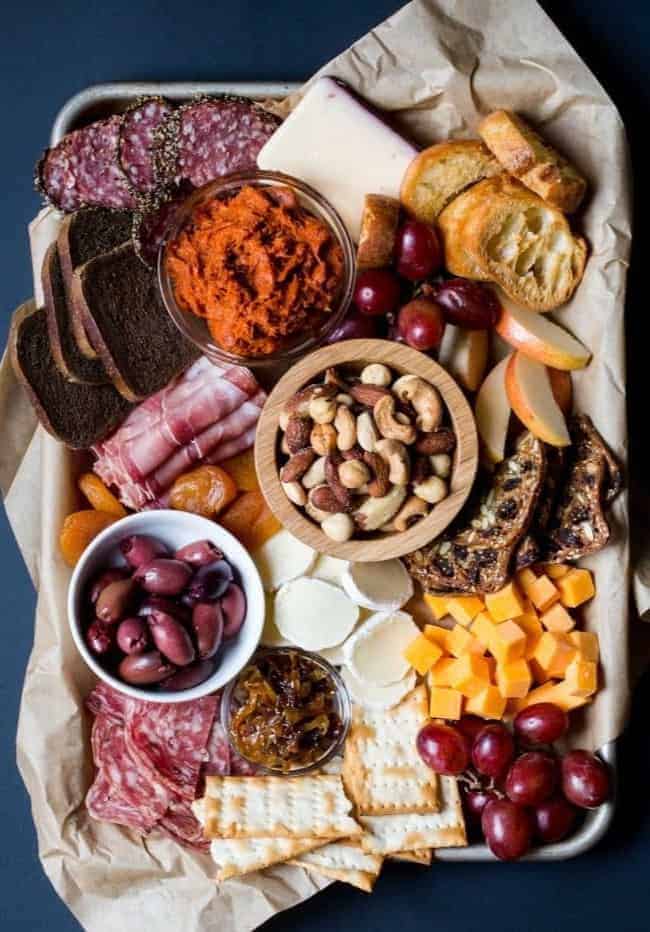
[220,647,351,776]
[157,170,356,370]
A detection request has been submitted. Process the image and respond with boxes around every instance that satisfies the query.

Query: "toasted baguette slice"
[400,140,500,223]
[461,178,587,311]
[437,178,503,280]
[478,111,586,213]
[357,194,400,270]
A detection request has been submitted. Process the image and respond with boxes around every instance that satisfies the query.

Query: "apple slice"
[548,367,573,415]
[475,355,512,464]
[505,352,571,447]
[438,324,489,392]
[496,302,591,370]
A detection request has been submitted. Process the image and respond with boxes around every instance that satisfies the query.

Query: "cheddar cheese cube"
[545,563,570,580]
[448,654,491,698]
[428,657,456,688]
[446,624,485,658]
[515,613,544,658]
[470,612,499,651]
[445,595,485,628]
[516,567,539,599]
[423,624,451,651]
[496,658,533,699]
[485,582,525,622]
[429,686,464,720]
[569,630,600,663]
[489,620,526,665]
[404,634,443,675]
[485,656,497,684]
[530,632,576,682]
[424,593,451,621]
[540,603,575,634]
[557,568,595,608]
[564,658,598,697]
[527,574,560,612]
[511,680,590,714]
[465,685,507,719]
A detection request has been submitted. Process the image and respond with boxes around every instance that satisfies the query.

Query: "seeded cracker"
[289,840,384,893]
[390,849,433,865]
[208,837,326,883]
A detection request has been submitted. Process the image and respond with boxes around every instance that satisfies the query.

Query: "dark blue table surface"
[1,1,649,929]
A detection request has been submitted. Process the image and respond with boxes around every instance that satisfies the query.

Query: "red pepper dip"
[165,184,344,356]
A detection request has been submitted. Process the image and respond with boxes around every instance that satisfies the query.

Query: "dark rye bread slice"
[42,243,108,384]
[10,304,131,448]
[70,242,198,402]
[58,208,132,359]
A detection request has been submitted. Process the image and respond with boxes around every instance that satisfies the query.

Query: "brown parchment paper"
[0,2,639,929]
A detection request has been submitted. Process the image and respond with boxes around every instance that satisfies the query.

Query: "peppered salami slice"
[201,699,231,779]
[155,97,281,190]
[85,682,131,724]
[125,694,218,800]
[119,97,173,195]
[159,798,210,852]
[132,183,192,267]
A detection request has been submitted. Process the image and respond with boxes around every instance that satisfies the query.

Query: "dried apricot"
[59,510,120,567]
[78,473,127,517]
[219,448,259,492]
[169,465,238,518]
[219,491,281,550]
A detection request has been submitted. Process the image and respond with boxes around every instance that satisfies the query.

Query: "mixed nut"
[277,364,457,541]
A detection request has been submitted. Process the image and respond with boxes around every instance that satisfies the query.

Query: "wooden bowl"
[254,339,478,562]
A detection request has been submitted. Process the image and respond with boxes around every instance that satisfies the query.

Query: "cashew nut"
[321,512,355,542]
[430,453,452,478]
[393,495,430,532]
[338,459,371,489]
[357,411,379,452]
[374,438,411,486]
[301,456,327,489]
[361,363,392,387]
[309,395,337,424]
[282,481,307,506]
[334,404,357,451]
[392,375,443,433]
[311,423,338,456]
[413,475,448,504]
[373,396,417,444]
[354,485,407,531]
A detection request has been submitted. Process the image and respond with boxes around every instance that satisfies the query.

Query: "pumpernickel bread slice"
[70,242,198,402]
[10,303,131,448]
[58,207,132,359]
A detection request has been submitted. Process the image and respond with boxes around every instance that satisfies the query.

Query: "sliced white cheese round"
[343,610,420,686]
[342,559,414,612]
[274,578,359,651]
[260,593,291,648]
[318,643,347,666]
[341,665,417,710]
[310,554,349,586]
[253,529,316,591]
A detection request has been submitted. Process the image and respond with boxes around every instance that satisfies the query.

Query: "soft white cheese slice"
[274,577,359,651]
[257,77,418,241]
[342,559,413,612]
[253,529,316,591]
[341,665,417,710]
[309,554,349,587]
[343,610,420,686]
[260,592,291,647]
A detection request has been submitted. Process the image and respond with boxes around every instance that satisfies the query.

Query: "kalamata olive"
[192,602,224,659]
[186,560,234,602]
[89,568,129,604]
[221,583,246,639]
[120,534,169,569]
[174,539,223,567]
[158,659,217,692]
[138,595,190,624]
[85,619,116,656]
[135,558,192,596]
[118,650,174,685]
[96,578,137,624]
[147,609,196,666]
[116,617,150,655]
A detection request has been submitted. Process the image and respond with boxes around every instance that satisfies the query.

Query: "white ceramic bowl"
[67,510,265,704]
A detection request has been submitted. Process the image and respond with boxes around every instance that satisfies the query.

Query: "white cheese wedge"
[341,665,417,710]
[253,529,316,591]
[274,578,359,651]
[260,593,291,648]
[342,559,414,612]
[310,554,349,587]
[257,77,418,241]
[343,611,420,686]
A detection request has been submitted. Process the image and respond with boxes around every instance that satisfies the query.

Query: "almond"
[280,448,316,482]
[285,415,313,453]
[349,383,393,407]
[415,427,457,455]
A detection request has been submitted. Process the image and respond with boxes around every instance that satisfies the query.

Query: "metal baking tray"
[50,80,616,861]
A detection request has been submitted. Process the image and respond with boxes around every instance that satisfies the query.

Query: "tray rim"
[48,78,616,864]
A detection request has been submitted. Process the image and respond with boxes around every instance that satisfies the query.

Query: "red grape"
[430,279,500,329]
[397,298,445,351]
[416,722,469,776]
[327,308,379,342]
[505,751,559,806]
[457,714,487,748]
[395,220,442,280]
[463,787,498,822]
[353,269,401,316]
[481,799,533,861]
[561,750,611,809]
[472,723,515,779]
[533,796,578,844]
[514,703,569,746]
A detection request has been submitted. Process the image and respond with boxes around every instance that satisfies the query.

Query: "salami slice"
[155,97,280,190]
[201,702,231,779]
[159,797,210,852]
[37,115,137,212]
[119,97,173,195]
[230,749,260,776]
[85,682,131,724]
[124,694,218,800]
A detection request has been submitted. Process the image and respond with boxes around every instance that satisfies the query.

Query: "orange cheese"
[448,654,491,697]
[470,612,499,651]
[485,581,525,622]
[527,574,560,612]
[423,624,451,651]
[515,613,544,658]
[530,632,576,682]
[423,593,451,621]
[516,567,539,599]
[569,630,600,663]
[428,657,456,688]
[512,680,590,713]
[557,568,595,608]
[485,656,497,683]
[465,685,507,719]
[544,563,570,579]
[429,686,464,720]
[446,624,485,658]
[540,602,575,634]
[489,619,526,665]
[496,658,532,699]
[564,658,598,697]
[446,595,485,627]
[404,634,443,675]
